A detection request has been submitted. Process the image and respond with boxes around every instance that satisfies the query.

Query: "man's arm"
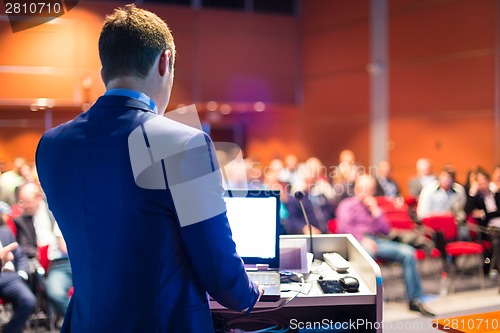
[0,242,18,270]
[335,199,362,239]
[168,131,261,312]
[13,217,38,258]
[11,240,29,275]
[180,213,262,312]
[416,185,433,220]
[52,222,68,255]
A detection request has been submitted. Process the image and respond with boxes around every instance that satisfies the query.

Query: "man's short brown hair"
[98,4,176,85]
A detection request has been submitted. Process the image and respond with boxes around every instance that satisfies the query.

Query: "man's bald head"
[354,174,377,198]
[17,182,43,216]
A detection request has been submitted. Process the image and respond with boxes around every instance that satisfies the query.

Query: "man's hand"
[256,283,265,302]
[0,242,18,269]
[361,237,378,256]
[362,196,381,217]
[471,209,485,219]
[302,224,322,235]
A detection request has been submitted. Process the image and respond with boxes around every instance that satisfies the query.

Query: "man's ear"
[158,50,171,77]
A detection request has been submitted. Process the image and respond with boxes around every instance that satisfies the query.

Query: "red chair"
[376,199,442,299]
[6,204,23,236]
[375,196,404,212]
[327,219,337,234]
[38,245,50,273]
[404,196,418,209]
[384,207,442,282]
[466,215,492,253]
[421,214,485,292]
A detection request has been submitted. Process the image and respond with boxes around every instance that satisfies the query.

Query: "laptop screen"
[223,189,280,268]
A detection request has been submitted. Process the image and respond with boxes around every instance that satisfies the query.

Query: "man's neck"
[106,77,147,94]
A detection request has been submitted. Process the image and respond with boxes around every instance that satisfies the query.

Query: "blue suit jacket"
[36,95,259,333]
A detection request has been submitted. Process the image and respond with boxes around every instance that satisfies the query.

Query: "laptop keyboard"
[247,272,280,286]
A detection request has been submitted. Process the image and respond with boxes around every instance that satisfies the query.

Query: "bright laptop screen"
[223,190,280,268]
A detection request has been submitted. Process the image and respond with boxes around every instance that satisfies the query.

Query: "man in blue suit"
[35,4,263,332]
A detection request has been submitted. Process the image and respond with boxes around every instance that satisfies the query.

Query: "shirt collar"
[437,185,456,193]
[104,88,158,114]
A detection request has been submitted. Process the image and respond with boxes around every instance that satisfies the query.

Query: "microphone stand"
[294,191,314,258]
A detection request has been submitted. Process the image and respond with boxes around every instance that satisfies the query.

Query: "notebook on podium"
[223,189,281,302]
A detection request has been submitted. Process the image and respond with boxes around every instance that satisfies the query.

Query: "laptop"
[223,189,281,302]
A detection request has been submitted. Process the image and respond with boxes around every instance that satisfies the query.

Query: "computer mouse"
[280,272,303,283]
[339,276,359,292]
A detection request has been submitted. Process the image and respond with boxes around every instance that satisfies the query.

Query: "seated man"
[0,225,36,333]
[374,160,401,198]
[408,158,437,198]
[285,162,334,234]
[15,182,72,319]
[336,174,434,316]
[285,191,331,235]
[417,165,468,240]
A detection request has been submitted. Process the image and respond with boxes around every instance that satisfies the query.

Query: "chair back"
[38,245,50,272]
[421,214,457,241]
[327,219,337,233]
[376,196,415,230]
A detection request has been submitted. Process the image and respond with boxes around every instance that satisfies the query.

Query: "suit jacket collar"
[92,95,157,116]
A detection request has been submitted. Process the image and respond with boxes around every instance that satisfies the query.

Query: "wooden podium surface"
[433,311,500,333]
[211,234,384,333]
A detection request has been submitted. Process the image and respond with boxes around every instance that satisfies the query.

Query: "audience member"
[338,149,356,166]
[336,174,434,316]
[216,149,249,189]
[0,241,18,271]
[417,165,468,239]
[332,150,359,212]
[464,167,500,277]
[490,165,500,193]
[0,158,27,204]
[262,167,290,234]
[15,183,72,319]
[285,162,334,235]
[0,224,36,333]
[408,158,437,198]
[245,157,263,189]
[19,164,36,184]
[417,165,465,217]
[303,157,334,200]
[0,201,10,225]
[279,154,300,186]
[374,160,401,198]
[464,166,479,195]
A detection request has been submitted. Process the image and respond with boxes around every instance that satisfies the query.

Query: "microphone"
[294,191,314,257]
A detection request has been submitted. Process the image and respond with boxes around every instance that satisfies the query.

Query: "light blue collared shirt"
[104,88,158,114]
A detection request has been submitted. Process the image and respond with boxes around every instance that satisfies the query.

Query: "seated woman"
[465,167,500,289]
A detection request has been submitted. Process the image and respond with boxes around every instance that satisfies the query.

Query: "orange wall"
[0,1,301,165]
[301,0,498,195]
[388,0,498,194]
[301,0,371,168]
